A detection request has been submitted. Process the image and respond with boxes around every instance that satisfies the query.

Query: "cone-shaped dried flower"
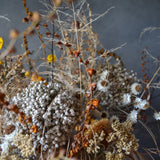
[97,80,109,92]
[131,83,142,95]
[134,97,149,110]
[127,110,138,123]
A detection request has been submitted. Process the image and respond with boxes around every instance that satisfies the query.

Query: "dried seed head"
[9,29,19,39]
[32,11,41,21]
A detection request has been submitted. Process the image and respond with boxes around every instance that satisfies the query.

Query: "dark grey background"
[0,0,160,74]
[0,0,160,158]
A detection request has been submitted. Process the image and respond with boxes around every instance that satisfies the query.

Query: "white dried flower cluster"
[127,110,138,123]
[134,97,149,110]
[154,112,160,120]
[122,93,131,105]
[41,90,81,150]
[3,81,80,156]
[0,125,18,155]
[95,64,136,112]
[131,83,142,95]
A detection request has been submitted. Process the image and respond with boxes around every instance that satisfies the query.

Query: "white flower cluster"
[42,90,80,150]
[154,112,160,120]
[3,81,80,155]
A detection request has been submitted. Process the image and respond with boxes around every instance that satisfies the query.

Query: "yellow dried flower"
[25,71,30,77]
[0,60,3,65]
[0,37,3,49]
[47,54,57,63]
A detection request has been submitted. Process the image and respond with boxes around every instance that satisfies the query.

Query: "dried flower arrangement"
[0,0,160,160]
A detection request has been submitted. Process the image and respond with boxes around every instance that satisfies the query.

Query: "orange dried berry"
[45,32,51,36]
[83,141,89,148]
[54,33,60,39]
[22,17,29,23]
[92,99,99,106]
[73,50,80,58]
[9,29,19,39]
[31,125,38,133]
[26,117,32,123]
[86,68,96,76]
[18,116,23,123]
[19,112,27,119]
[43,23,48,28]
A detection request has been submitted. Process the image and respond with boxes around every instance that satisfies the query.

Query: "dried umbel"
[106,120,139,159]
[3,81,81,157]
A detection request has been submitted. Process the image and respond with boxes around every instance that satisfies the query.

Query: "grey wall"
[0,0,160,73]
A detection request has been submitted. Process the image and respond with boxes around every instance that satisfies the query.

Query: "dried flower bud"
[31,125,38,133]
[71,21,80,29]
[88,83,96,91]
[9,29,19,39]
[52,0,62,6]
[32,11,41,21]
[92,99,99,107]
[86,68,96,76]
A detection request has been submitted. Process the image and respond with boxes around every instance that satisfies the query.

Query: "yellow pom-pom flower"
[0,37,3,50]
[25,71,30,77]
[47,54,57,63]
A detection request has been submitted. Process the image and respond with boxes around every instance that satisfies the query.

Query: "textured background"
[0,0,160,158]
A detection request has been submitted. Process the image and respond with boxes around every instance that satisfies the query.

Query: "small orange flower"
[18,116,23,123]
[26,117,32,123]
[83,141,89,148]
[86,68,96,76]
[92,99,99,106]
[31,125,38,133]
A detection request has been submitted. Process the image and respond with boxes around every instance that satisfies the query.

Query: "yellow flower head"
[25,71,30,77]
[47,54,57,63]
[0,60,3,65]
[0,37,3,50]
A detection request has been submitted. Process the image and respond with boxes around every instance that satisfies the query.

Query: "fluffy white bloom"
[131,83,142,95]
[154,112,160,120]
[0,141,10,154]
[122,93,131,105]
[97,80,109,92]
[134,97,149,110]
[127,110,138,123]
[101,70,108,80]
